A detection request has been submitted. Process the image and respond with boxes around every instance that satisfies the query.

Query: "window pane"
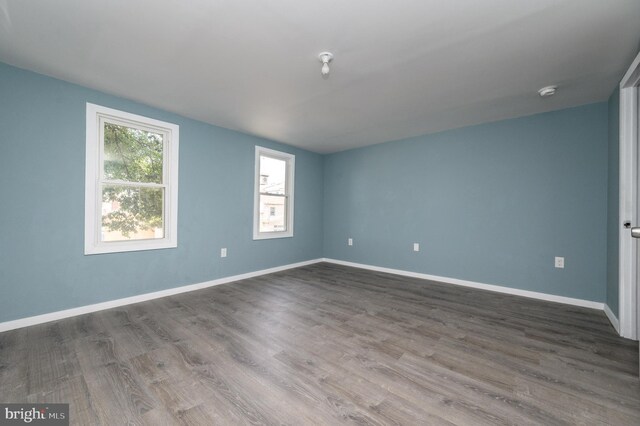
[259,194,286,233]
[259,156,286,195]
[101,185,164,241]
[104,122,163,184]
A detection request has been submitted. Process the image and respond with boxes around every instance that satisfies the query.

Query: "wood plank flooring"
[0,262,638,425]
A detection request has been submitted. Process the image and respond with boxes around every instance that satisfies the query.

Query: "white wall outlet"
[555,256,564,268]
[348,238,353,246]
[220,248,227,258]
[413,243,420,252]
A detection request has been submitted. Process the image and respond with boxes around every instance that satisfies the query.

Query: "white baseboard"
[322,258,605,310]
[0,258,612,334]
[0,258,323,333]
[603,304,620,333]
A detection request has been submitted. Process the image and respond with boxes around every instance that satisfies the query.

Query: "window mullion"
[259,192,287,197]
[101,180,166,188]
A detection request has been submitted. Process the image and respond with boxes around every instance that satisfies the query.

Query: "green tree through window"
[102,123,164,239]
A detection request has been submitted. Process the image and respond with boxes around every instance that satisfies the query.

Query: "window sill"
[84,239,177,255]
[253,232,294,241]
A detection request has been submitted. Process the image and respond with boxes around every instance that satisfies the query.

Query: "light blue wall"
[0,62,324,323]
[0,60,616,323]
[324,103,609,302]
[607,87,620,315]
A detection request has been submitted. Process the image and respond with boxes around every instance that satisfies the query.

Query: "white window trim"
[84,103,179,255]
[253,146,295,240]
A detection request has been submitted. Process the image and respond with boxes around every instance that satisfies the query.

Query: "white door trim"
[619,50,640,340]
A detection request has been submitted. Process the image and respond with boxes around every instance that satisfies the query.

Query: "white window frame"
[253,146,295,240]
[84,103,179,255]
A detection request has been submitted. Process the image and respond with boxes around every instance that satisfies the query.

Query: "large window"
[253,146,294,239]
[85,103,179,254]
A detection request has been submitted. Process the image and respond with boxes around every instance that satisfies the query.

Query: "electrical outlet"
[555,256,564,268]
[221,248,227,258]
[348,238,353,246]
[413,243,420,252]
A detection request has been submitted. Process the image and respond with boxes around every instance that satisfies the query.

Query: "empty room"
[2,1,640,424]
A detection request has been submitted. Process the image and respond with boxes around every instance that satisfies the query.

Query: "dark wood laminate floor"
[0,263,638,425]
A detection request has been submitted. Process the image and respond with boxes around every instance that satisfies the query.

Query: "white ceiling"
[1,0,639,153]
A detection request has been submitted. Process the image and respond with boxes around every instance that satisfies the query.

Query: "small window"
[253,146,294,239]
[85,103,179,254]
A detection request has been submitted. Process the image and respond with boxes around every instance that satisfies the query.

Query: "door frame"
[619,50,640,340]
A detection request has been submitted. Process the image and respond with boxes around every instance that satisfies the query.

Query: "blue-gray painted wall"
[323,103,609,303]
[0,61,618,323]
[607,87,620,316]
[0,62,324,323]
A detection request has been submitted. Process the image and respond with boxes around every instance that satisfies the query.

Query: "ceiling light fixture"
[318,52,334,78]
[538,85,557,97]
